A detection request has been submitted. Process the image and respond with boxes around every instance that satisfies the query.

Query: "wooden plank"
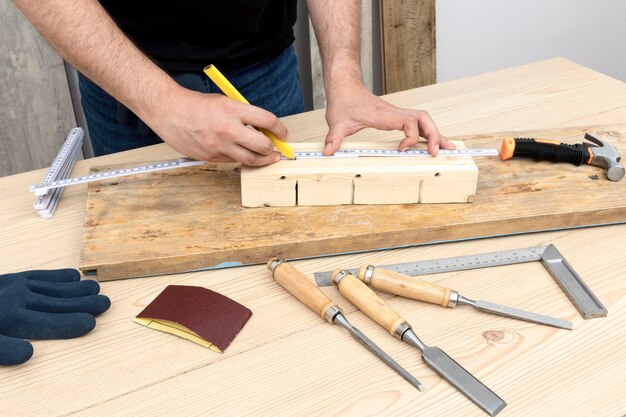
[0,2,77,177]
[79,125,626,281]
[380,0,436,93]
[240,141,477,207]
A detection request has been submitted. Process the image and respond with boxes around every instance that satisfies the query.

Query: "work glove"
[0,269,110,366]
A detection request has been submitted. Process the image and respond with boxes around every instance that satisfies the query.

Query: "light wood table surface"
[1,58,624,416]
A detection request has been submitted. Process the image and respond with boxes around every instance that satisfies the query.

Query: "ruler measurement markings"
[34,142,81,210]
[31,158,206,195]
[313,247,547,284]
[291,148,499,159]
[30,148,499,194]
[310,245,605,319]
[35,139,83,199]
[41,128,84,185]
[39,135,83,214]
[33,128,84,218]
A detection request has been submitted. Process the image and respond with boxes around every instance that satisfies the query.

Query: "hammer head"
[584,133,624,181]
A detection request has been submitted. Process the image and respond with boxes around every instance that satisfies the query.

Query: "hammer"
[500,133,624,181]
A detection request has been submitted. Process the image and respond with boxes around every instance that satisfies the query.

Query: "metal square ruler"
[314,244,607,319]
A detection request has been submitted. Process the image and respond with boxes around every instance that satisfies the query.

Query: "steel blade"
[472,300,573,330]
[420,345,507,416]
[333,314,425,392]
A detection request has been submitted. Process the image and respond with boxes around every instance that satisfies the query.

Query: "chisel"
[267,258,424,392]
[357,265,573,330]
[331,270,507,416]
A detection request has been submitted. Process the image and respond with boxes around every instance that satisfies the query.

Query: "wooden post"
[380,0,436,93]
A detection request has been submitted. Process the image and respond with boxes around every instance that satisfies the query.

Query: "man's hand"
[0,269,110,366]
[307,0,451,156]
[11,0,288,167]
[147,87,288,167]
[323,81,454,156]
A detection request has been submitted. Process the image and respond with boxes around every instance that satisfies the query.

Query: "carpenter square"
[356,265,572,330]
[267,258,424,392]
[314,245,607,319]
[331,270,506,416]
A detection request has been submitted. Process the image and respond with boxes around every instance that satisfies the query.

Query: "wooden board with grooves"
[240,141,478,207]
[79,125,626,281]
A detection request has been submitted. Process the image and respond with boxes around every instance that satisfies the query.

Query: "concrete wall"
[0,1,78,176]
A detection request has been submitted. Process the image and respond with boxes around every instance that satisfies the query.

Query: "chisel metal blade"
[403,331,506,416]
[334,314,425,392]
[460,298,573,330]
[421,345,506,417]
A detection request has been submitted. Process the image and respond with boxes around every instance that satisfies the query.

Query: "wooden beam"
[240,142,477,207]
[380,0,436,94]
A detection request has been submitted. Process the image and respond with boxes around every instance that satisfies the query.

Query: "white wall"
[437,0,626,83]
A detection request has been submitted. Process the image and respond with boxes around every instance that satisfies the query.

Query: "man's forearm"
[306,0,363,92]
[11,0,178,124]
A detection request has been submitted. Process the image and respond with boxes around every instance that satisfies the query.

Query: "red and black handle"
[500,138,593,166]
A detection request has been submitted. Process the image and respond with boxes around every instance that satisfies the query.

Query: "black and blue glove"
[0,269,110,365]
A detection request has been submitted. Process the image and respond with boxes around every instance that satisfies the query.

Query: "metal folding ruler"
[314,244,607,319]
[29,146,499,196]
[32,127,83,218]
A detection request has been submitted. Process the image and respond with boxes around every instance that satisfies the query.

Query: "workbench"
[1,58,624,416]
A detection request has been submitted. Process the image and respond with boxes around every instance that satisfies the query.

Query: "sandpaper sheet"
[134,285,252,352]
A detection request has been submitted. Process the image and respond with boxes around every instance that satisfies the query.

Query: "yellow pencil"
[203,64,295,159]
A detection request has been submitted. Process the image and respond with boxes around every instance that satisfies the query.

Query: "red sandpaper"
[136,285,252,352]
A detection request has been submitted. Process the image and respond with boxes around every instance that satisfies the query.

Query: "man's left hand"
[323,81,455,156]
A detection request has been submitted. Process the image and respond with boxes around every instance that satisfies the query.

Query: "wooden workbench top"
[1,58,624,416]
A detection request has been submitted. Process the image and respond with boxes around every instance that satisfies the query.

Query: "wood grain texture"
[0,59,625,416]
[240,141,477,207]
[335,271,406,336]
[0,2,77,177]
[80,125,625,281]
[381,0,436,93]
[272,260,336,320]
[362,267,452,307]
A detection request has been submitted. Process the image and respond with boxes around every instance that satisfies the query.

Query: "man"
[5,0,453,366]
[12,0,453,165]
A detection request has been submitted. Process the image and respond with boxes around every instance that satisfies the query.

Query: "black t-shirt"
[99,0,298,73]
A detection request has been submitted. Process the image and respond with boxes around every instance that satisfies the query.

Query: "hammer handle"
[357,266,452,307]
[500,138,591,165]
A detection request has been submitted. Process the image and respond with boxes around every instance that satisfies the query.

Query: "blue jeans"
[79,45,305,156]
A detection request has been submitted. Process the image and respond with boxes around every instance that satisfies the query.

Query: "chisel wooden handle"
[357,266,452,307]
[268,258,336,320]
[332,270,406,337]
